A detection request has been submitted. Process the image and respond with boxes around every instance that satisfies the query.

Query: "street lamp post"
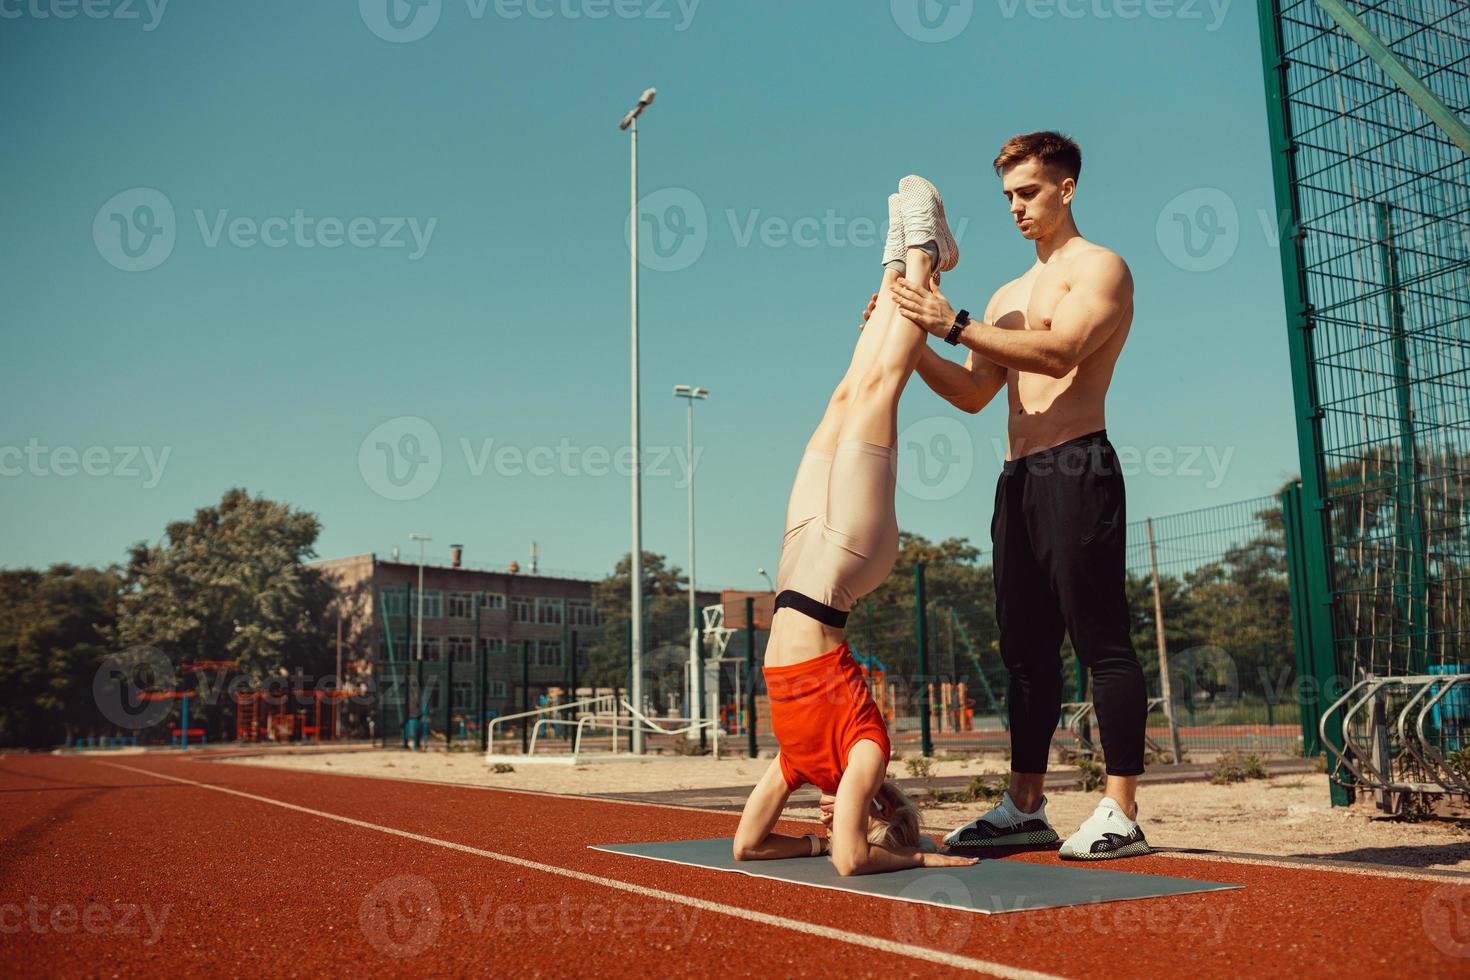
[620,87,655,753]
[409,533,430,750]
[675,384,709,741]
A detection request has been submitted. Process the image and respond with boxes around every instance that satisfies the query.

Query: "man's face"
[1000,158,1073,240]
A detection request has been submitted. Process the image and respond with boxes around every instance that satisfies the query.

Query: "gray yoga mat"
[590,838,1240,914]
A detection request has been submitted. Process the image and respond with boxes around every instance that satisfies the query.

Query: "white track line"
[201,755,1469,884]
[99,762,1062,980]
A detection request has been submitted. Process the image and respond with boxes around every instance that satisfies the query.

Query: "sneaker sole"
[1058,840,1153,861]
[897,175,958,273]
[946,828,1060,848]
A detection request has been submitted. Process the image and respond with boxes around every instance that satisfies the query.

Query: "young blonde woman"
[732,177,977,876]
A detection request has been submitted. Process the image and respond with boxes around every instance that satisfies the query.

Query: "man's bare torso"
[986,238,1133,460]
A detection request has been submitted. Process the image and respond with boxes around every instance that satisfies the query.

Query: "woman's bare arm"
[732,757,818,861]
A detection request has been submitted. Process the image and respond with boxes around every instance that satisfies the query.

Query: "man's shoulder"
[1065,239,1130,273]
[1065,241,1133,293]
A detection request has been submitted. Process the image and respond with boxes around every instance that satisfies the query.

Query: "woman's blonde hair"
[866,780,930,851]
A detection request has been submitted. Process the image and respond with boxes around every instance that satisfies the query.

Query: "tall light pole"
[675,384,709,740]
[409,533,430,749]
[757,568,774,592]
[620,86,655,752]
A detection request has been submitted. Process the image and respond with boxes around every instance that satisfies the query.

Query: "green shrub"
[1077,756,1106,792]
[1209,751,1269,785]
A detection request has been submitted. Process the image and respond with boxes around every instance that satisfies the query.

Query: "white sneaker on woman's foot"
[1058,797,1151,860]
[942,791,1059,848]
[897,174,959,274]
[881,192,906,268]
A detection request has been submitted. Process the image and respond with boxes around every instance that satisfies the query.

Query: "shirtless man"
[879,131,1151,859]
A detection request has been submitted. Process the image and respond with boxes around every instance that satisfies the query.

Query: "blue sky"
[1,0,1301,589]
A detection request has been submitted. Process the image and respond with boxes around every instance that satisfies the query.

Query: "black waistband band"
[1003,429,1110,475]
[774,590,849,629]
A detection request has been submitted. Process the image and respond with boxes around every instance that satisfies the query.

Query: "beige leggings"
[774,439,900,613]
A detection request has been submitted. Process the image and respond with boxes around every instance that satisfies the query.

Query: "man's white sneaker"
[942,791,1059,849]
[1058,796,1152,860]
[881,192,906,268]
[896,174,959,274]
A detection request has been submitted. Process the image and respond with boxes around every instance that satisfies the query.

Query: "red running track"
[1,753,1466,977]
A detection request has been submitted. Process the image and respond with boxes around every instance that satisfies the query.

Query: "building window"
[447,592,475,618]
[512,596,535,624]
[479,592,506,611]
[477,637,506,657]
[568,600,597,627]
[536,597,565,625]
[447,636,474,662]
[381,588,409,617]
[409,636,441,661]
[422,591,443,618]
[489,680,508,698]
[452,681,475,711]
[536,639,563,667]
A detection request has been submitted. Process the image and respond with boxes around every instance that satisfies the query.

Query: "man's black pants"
[992,429,1147,776]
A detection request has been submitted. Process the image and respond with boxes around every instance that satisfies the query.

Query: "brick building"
[314,551,720,741]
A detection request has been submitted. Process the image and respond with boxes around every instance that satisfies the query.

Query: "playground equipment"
[234,689,351,744]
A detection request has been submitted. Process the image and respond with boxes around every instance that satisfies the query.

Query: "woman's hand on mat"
[922,852,979,868]
[819,793,836,827]
[889,276,955,337]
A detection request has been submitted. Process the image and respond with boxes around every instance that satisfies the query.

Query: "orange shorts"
[762,641,891,795]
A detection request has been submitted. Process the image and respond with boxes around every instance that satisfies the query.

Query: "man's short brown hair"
[993,131,1082,182]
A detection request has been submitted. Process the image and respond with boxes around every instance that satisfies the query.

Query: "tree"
[112,489,335,702]
[584,551,690,698]
[0,564,121,747]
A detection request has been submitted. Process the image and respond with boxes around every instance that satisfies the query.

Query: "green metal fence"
[1258,0,1470,801]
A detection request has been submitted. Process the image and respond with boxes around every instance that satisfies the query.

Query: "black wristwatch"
[944,309,971,346]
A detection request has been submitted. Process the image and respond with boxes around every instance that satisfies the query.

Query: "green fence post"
[478,604,488,753]
[746,596,758,759]
[915,563,933,758]
[521,639,531,754]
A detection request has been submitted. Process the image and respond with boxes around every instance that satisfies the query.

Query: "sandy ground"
[221,748,1470,873]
